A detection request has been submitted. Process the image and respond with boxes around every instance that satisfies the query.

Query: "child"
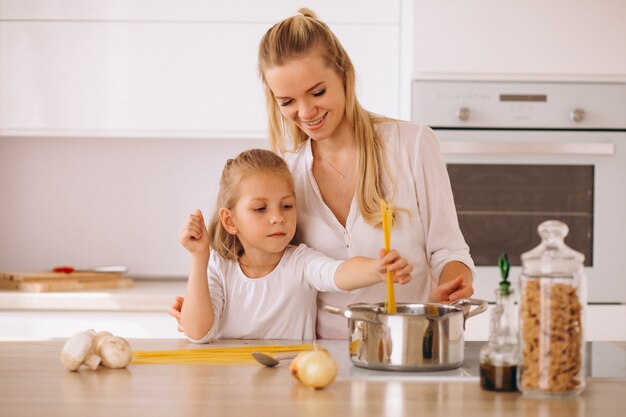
[179,148,412,342]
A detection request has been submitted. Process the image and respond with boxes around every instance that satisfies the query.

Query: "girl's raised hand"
[179,209,210,255]
[378,249,413,285]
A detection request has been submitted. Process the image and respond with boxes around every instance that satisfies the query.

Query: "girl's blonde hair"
[258,8,391,227]
[209,148,301,261]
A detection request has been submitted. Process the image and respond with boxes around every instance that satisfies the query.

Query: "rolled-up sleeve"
[413,126,476,282]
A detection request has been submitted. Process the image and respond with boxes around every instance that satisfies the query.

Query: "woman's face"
[263,53,349,142]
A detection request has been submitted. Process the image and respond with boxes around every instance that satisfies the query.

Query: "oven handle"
[440,140,614,155]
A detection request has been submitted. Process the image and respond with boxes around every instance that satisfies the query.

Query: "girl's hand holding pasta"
[378,248,413,285]
[179,209,210,255]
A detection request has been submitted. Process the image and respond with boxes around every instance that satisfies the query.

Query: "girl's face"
[227,171,297,261]
[264,52,350,142]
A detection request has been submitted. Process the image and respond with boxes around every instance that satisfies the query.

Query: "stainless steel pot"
[323,299,487,371]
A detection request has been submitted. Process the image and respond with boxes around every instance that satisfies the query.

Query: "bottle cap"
[498,253,511,295]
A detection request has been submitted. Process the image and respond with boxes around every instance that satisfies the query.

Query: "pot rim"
[349,301,460,312]
[347,298,487,320]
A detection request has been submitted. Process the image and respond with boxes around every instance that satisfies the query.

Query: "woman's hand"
[180,209,210,255]
[428,275,474,303]
[378,248,413,285]
[169,295,185,332]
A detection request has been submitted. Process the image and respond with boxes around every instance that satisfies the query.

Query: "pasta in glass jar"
[518,220,586,397]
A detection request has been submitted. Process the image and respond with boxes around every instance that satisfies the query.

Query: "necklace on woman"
[324,159,348,180]
[315,145,357,223]
[317,146,356,181]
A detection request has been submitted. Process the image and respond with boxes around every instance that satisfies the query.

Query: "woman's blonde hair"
[209,148,301,261]
[258,8,391,227]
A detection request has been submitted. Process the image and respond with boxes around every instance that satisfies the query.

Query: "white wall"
[0,136,264,276]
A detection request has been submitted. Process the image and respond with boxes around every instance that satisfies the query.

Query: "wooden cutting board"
[0,271,133,292]
[1,271,122,282]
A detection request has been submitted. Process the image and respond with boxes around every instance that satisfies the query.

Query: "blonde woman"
[172,9,475,339]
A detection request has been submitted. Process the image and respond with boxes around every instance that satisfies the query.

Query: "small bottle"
[518,220,586,397]
[480,253,519,392]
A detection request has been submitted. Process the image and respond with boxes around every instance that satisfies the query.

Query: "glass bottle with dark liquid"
[479,254,519,392]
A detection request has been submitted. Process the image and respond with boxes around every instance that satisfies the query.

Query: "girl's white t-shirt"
[285,121,476,339]
[187,244,343,343]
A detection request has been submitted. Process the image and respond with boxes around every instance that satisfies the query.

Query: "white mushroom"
[60,329,133,371]
[95,335,133,369]
[93,330,113,350]
[60,329,101,371]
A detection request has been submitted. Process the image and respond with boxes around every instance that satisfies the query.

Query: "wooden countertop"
[1,338,624,417]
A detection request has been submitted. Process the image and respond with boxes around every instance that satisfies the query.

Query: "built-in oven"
[412,80,626,304]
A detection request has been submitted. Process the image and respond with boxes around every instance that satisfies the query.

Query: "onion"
[290,350,337,389]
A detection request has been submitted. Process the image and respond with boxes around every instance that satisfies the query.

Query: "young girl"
[179,148,412,342]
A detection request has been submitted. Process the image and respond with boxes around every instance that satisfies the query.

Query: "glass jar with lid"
[518,220,587,397]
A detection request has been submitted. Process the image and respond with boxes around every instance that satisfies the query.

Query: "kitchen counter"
[0,278,186,311]
[1,338,624,417]
[0,279,187,339]
[2,279,625,340]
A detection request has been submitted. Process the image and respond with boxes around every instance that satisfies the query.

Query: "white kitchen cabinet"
[1,277,624,340]
[412,0,626,79]
[0,0,399,23]
[0,0,402,138]
[2,306,624,341]
[0,311,184,339]
[0,280,187,339]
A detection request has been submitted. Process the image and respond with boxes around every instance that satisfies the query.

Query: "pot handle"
[322,305,382,325]
[451,298,488,320]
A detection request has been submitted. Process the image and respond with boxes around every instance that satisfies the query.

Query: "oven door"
[436,128,625,303]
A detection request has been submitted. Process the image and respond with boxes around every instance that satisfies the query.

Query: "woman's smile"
[302,111,328,130]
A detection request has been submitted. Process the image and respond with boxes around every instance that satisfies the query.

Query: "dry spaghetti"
[131,344,315,365]
[381,199,396,313]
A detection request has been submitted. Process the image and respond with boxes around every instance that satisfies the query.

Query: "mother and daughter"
[172,8,476,342]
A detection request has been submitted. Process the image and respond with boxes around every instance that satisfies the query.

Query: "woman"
[171,8,475,339]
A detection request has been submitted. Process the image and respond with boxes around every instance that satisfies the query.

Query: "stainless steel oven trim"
[440,140,614,155]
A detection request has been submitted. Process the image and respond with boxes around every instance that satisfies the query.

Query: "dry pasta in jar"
[517,220,586,397]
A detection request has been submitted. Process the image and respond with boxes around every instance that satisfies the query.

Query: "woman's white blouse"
[284,121,476,339]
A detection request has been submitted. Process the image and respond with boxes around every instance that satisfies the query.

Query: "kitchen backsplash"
[0,136,264,276]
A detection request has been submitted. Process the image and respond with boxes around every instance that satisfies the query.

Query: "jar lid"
[521,220,585,277]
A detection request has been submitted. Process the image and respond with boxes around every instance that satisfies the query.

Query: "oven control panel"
[412,81,626,130]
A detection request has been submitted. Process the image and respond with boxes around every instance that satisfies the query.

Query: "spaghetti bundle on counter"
[131,344,315,365]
